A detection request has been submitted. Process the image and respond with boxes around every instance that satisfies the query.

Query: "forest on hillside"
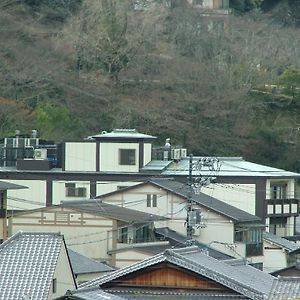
[0,0,300,171]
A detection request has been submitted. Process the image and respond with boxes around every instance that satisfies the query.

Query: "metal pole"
[186,154,193,242]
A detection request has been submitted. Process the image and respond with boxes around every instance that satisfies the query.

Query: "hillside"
[0,0,300,171]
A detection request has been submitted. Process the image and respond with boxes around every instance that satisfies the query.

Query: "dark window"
[135,225,151,243]
[65,183,87,197]
[270,183,287,199]
[119,149,136,165]
[52,278,57,293]
[147,194,151,207]
[118,227,128,243]
[146,194,158,207]
[152,194,157,207]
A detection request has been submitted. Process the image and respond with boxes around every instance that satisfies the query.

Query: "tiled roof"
[155,227,233,260]
[267,276,300,299]
[149,178,261,223]
[0,180,28,190]
[63,287,125,299]
[162,156,300,178]
[61,200,167,223]
[79,246,275,299]
[89,129,156,140]
[68,248,116,275]
[0,231,67,300]
[263,232,300,253]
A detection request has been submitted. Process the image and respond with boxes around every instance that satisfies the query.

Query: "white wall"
[144,143,152,166]
[201,183,256,215]
[263,240,288,273]
[65,142,96,172]
[95,181,141,196]
[4,179,46,210]
[49,244,76,300]
[100,143,139,172]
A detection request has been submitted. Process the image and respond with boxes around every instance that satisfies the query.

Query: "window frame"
[119,149,136,166]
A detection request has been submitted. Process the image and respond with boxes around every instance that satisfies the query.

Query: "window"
[269,217,287,236]
[52,278,57,293]
[270,183,287,199]
[119,149,136,165]
[118,227,128,243]
[234,226,263,257]
[146,194,157,207]
[65,183,87,197]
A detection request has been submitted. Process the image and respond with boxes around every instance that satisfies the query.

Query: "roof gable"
[79,246,275,299]
[0,231,72,300]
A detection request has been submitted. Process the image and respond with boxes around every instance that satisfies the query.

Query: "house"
[5,199,167,265]
[68,248,116,285]
[160,156,300,237]
[68,246,276,300]
[0,180,27,242]
[0,129,299,238]
[187,0,230,10]
[271,261,300,277]
[267,276,300,300]
[263,232,300,273]
[0,231,76,300]
[98,178,265,265]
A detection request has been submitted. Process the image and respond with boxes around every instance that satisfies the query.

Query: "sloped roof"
[263,232,300,254]
[161,156,300,178]
[61,200,167,223]
[89,129,156,141]
[154,227,233,260]
[79,246,275,300]
[62,287,125,300]
[10,200,167,224]
[0,231,73,300]
[0,180,28,190]
[68,248,116,275]
[267,276,300,300]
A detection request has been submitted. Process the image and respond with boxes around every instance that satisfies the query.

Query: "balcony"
[267,198,299,217]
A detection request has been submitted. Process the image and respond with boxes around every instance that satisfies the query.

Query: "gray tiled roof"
[155,227,233,260]
[89,129,156,140]
[0,180,28,190]
[63,287,125,299]
[61,200,167,223]
[79,246,275,299]
[267,276,300,299]
[263,232,300,253]
[149,178,261,223]
[68,248,116,275]
[0,231,68,300]
[161,156,300,178]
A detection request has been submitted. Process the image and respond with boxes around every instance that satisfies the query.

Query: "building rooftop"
[0,181,28,190]
[88,129,157,141]
[267,276,300,300]
[263,232,300,254]
[0,231,73,300]
[79,246,275,299]
[68,248,116,275]
[61,199,167,223]
[161,157,300,178]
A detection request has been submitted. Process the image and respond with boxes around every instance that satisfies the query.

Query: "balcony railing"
[267,198,299,216]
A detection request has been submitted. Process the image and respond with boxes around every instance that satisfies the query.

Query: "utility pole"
[185,154,221,245]
[186,154,194,244]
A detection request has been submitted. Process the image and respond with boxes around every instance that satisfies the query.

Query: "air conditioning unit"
[180,148,187,158]
[171,148,181,160]
[34,148,47,160]
[192,227,201,237]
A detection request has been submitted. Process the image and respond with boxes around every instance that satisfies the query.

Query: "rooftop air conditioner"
[34,148,47,160]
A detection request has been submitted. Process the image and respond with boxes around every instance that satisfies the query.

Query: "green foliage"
[34,102,82,141]
[230,0,261,12]
[279,67,300,100]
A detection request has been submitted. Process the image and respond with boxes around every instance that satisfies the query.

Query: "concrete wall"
[100,143,139,172]
[65,142,96,172]
[201,183,256,215]
[263,240,288,273]
[49,244,76,299]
